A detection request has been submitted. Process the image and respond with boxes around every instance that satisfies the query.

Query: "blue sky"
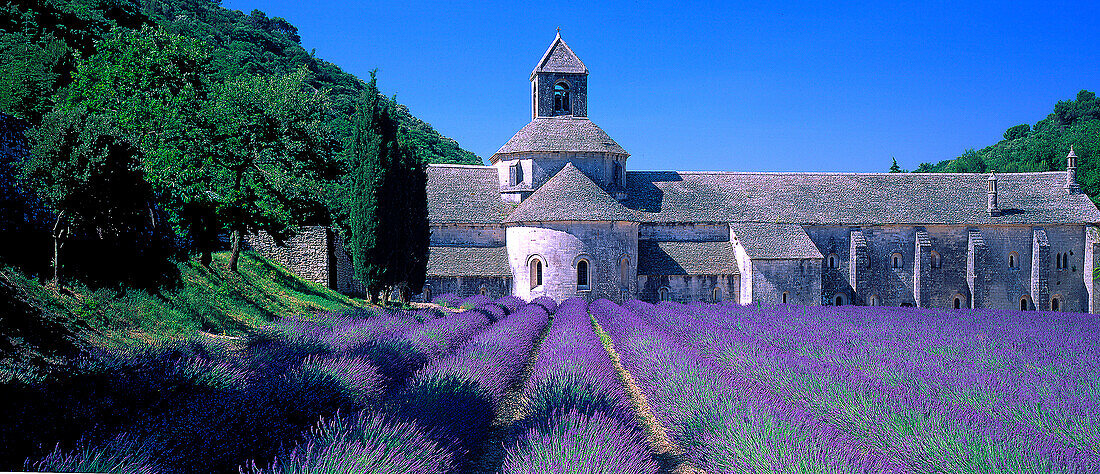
[222,0,1099,172]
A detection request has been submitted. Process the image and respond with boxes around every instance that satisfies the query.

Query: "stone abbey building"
[255,33,1100,312]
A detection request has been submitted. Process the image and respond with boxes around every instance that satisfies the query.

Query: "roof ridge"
[627,170,1067,176]
[428,163,493,169]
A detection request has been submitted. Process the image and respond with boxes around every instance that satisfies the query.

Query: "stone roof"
[637,240,739,275]
[491,117,628,161]
[505,163,638,223]
[427,165,514,224]
[532,32,587,75]
[427,245,510,277]
[730,223,823,259]
[623,171,1100,225]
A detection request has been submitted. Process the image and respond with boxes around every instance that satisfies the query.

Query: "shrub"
[25,433,158,474]
[501,409,657,474]
[248,410,455,474]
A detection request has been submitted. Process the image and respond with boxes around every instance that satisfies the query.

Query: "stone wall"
[748,259,822,305]
[430,224,505,247]
[534,73,587,118]
[638,274,738,304]
[244,226,333,288]
[422,276,511,302]
[801,224,1089,311]
[639,224,729,242]
[506,221,638,302]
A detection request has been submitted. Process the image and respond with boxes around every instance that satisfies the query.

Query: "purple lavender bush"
[247,410,455,474]
[518,298,638,432]
[591,299,904,473]
[624,300,1100,473]
[493,295,527,315]
[25,434,158,474]
[459,294,491,310]
[395,303,549,466]
[432,292,463,308]
[500,409,657,474]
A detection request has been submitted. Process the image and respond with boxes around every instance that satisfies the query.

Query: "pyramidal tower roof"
[532,32,588,76]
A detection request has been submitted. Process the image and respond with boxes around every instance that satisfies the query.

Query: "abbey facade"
[254,34,1100,312]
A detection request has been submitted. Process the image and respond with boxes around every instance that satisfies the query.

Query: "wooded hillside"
[905,90,1100,203]
[0,0,481,165]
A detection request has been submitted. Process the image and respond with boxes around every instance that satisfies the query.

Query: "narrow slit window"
[530,258,543,289]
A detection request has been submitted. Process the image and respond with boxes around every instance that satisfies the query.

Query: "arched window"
[479,285,488,296]
[827,254,839,269]
[554,82,570,114]
[620,258,630,288]
[576,259,590,289]
[953,295,964,309]
[423,286,432,303]
[530,257,543,289]
[868,295,879,306]
[1020,295,1031,311]
[930,251,941,269]
[613,162,624,187]
[712,287,723,303]
[834,293,846,306]
[1051,295,1062,312]
[891,253,903,269]
[1008,252,1018,268]
[658,286,670,302]
[782,292,789,304]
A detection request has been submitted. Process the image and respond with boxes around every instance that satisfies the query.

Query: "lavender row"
[711,303,1100,462]
[501,298,657,474]
[592,299,904,473]
[639,301,1099,472]
[393,301,550,467]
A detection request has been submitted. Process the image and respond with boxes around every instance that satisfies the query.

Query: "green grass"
[0,251,367,383]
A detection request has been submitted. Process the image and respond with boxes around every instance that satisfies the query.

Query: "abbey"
[249,34,1100,311]
[416,33,1100,311]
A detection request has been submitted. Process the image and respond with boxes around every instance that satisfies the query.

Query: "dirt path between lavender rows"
[593,318,705,474]
[466,317,552,473]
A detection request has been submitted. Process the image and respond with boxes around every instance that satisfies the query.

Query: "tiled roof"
[532,33,587,75]
[623,171,1100,225]
[427,245,510,277]
[491,117,627,160]
[427,165,514,224]
[637,240,739,275]
[504,163,638,223]
[730,223,823,259]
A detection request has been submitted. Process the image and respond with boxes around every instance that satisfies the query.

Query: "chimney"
[1066,146,1081,193]
[988,170,1001,216]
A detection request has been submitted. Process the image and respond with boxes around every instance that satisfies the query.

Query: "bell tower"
[531,31,588,119]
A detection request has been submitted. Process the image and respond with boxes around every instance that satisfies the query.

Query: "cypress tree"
[345,71,428,304]
[347,72,388,303]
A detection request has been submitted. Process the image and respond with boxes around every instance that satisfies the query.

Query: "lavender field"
[3,296,1098,473]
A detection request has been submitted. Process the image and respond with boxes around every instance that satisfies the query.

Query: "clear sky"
[221,0,1099,172]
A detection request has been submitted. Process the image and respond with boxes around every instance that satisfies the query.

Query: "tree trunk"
[51,213,66,288]
[228,226,242,272]
[200,248,212,267]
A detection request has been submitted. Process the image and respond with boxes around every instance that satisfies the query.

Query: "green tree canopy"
[204,66,339,271]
